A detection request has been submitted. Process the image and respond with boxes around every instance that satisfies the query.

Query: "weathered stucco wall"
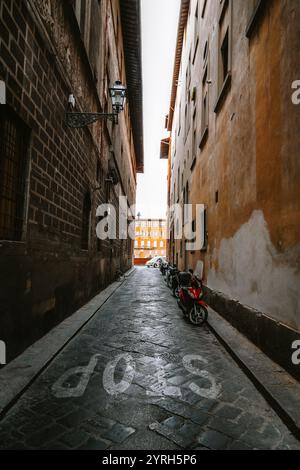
[208,210,300,331]
[169,0,300,333]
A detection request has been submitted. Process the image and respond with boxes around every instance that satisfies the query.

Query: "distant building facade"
[166,0,300,378]
[134,219,167,261]
[0,0,143,361]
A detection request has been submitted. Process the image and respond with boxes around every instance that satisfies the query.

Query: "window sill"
[199,126,209,149]
[214,72,232,114]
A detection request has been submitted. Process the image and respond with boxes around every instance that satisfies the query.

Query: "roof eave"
[120,0,144,173]
[167,0,190,132]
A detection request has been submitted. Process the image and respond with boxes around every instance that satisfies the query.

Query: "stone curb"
[203,285,300,382]
[207,307,300,441]
[0,267,136,419]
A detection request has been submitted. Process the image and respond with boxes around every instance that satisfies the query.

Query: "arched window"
[81,192,91,250]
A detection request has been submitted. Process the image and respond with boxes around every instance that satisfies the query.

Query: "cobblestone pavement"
[0,267,299,450]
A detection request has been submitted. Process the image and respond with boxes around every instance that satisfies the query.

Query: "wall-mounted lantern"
[66,80,127,128]
[110,81,126,114]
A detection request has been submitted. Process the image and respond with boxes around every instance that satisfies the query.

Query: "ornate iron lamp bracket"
[65,112,118,128]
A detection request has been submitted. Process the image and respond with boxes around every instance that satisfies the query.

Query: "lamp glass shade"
[110,81,126,113]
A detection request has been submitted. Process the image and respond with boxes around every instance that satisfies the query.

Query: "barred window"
[0,106,30,241]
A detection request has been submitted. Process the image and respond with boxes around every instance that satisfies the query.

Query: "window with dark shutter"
[193,1,199,63]
[221,29,229,82]
[200,62,209,147]
[160,137,170,159]
[214,0,232,113]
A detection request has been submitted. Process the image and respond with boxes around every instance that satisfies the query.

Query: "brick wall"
[0,0,138,361]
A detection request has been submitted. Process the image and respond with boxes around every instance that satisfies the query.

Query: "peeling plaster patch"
[208,210,300,331]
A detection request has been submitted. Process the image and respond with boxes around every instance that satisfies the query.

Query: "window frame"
[201,0,208,18]
[199,46,209,148]
[214,0,232,114]
[192,1,199,64]
[0,106,31,242]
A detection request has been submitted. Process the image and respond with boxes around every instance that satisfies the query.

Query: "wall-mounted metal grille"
[0,107,29,241]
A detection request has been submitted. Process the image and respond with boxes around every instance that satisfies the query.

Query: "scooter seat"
[178,272,193,287]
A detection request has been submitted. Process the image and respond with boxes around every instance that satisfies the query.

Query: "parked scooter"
[171,270,180,298]
[160,260,169,277]
[177,271,208,326]
[164,263,172,285]
[162,262,171,283]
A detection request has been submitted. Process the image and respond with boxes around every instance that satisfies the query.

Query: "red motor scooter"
[177,271,208,326]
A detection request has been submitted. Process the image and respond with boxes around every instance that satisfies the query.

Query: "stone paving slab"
[0,267,299,450]
[207,307,300,439]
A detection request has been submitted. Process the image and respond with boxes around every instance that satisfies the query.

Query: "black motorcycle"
[160,260,169,276]
[167,266,179,290]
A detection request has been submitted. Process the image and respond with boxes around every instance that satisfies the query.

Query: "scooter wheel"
[173,286,179,298]
[189,305,208,326]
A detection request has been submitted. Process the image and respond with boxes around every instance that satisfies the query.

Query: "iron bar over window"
[0,107,29,241]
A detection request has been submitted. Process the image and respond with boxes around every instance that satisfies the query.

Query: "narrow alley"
[0,0,300,458]
[0,267,298,451]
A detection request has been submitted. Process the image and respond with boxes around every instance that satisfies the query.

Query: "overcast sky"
[136,0,180,220]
